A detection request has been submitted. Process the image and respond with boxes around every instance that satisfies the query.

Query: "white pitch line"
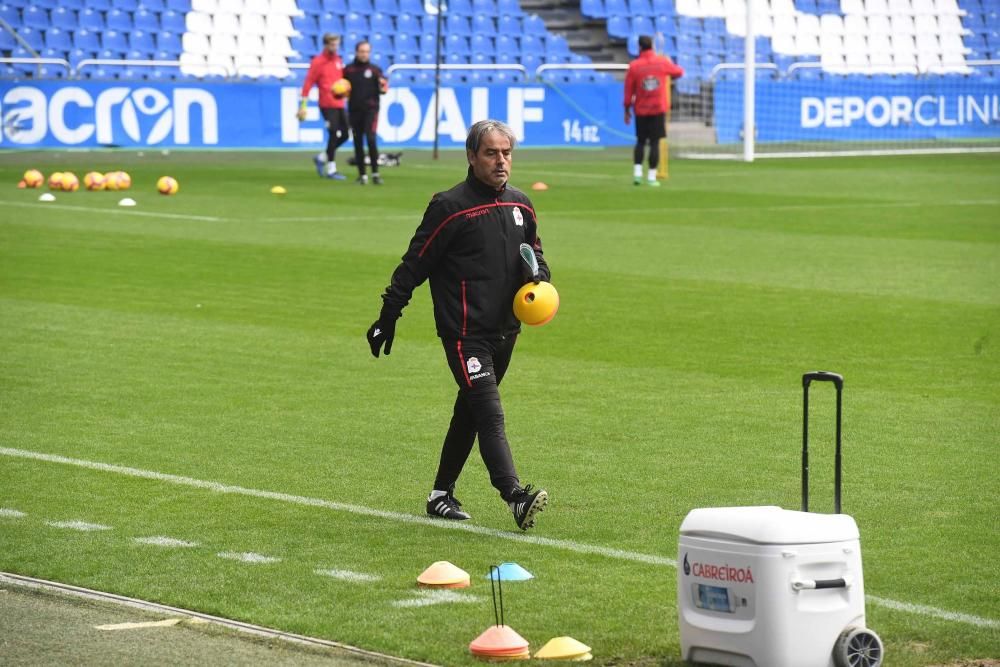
[217,551,280,564]
[45,520,112,532]
[3,446,997,630]
[133,536,199,548]
[314,568,382,583]
[0,508,26,518]
[0,199,226,222]
[96,618,183,630]
[392,589,479,608]
[554,199,1000,218]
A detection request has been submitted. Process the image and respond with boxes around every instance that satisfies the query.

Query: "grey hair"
[465,119,517,154]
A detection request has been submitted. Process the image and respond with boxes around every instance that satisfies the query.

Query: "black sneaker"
[356,174,368,185]
[427,492,471,520]
[508,485,547,531]
[372,173,383,185]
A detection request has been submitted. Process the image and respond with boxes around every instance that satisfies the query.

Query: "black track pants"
[434,336,520,499]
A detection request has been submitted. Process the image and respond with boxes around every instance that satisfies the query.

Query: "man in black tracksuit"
[366,119,550,531]
[343,40,386,185]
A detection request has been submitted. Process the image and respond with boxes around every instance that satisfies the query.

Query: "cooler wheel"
[833,626,884,667]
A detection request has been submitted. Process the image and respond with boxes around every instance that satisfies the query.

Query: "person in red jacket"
[297,33,349,180]
[624,35,684,186]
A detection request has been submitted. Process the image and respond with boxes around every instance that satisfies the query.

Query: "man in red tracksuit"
[366,119,550,532]
[297,33,349,180]
[624,35,685,187]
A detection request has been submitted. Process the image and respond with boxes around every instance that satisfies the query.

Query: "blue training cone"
[486,562,534,582]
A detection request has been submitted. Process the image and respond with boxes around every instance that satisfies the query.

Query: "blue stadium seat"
[651,0,674,16]
[102,30,129,54]
[374,0,398,12]
[498,15,521,34]
[371,12,394,33]
[139,0,166,10]
[347,0,373,12]
[130,29,156,53]
[51,7,77,29]
[632,16,654,35]
[68,47,93,68]
[156,30,182,54]
[677,16,701,33]
[605,0,627,16]
[546,34,569,56]
[394,32,419,54]
[160,10,185,32]
[473,0,496,13]
[106,8,133,30]
[520,51,540,74]
[497,0,523,16]
[344,11,369,33]
[520,34,541,54]
[44,27,72,51]
[165,0,191,9]
[293,14,319,33]
[629,0,652,16]
[448,0,474,15]
[471,33,494,55]
[397,13,421,33]
[398,0,423,15]
[701,33,724,54]
[0,4,19,25]
[472,14,495,32]
[607,15,630,39]
[78,8,105,30]
[495,33,516,55]
[655,15,676,35]
[703,17,725,34]
[17,26,45,51]
[445,52,468,64]
[581,0,605,18]
[0,29,16,50]
[446,33,470,55]
[116,0,140,11]
[523,14,546,36]
[370,32,392,55]
[299,0,322,12]
[447,15,471,35]
[392,51,416,66]
[795,0,818,12]
[134,8,159,30]
[22,5,48,29]
[815,0,838,12]
[319,12,345,34]
[322,0,348,12]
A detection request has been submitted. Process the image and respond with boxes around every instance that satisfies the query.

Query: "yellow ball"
[512,281,559,326]
[157,175,179,195]
[104,172,120,190]
[116,171,132,190]
[331,78,351,98]
[84,171,106,191]
[23,169,44,188]
[60,172,80,192]
[48,171,64,190]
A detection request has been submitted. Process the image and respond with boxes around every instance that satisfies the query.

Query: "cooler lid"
[679,506,860,544]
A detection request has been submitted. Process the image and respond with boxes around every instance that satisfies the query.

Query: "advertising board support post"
[744,0,755,162]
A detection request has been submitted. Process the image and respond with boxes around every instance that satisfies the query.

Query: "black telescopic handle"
[802,371,844,514]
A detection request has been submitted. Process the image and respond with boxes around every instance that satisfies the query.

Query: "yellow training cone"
[533,636,592,660]
[270,185,287,195]
[417,561,470,588]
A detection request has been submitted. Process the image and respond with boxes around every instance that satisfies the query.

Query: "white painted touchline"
[392,589,479,608]
[96,618,183,630]
[217,552,280,564]
[3,446,997,630]
[133,536,199,548]
[314,568,382,583]
[0,508,26,518]
[45,520,112,532]
[0,199,226,222]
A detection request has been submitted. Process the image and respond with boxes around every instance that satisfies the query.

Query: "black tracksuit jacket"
[379,169,550,340]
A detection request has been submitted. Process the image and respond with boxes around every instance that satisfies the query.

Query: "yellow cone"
[533,636,592,660]
[270,185,287,195]
[417,561,470,587]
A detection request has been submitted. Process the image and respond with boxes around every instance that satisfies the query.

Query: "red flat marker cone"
[470,624,530,658]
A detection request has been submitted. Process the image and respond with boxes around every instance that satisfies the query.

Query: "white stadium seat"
[771,0,796,16]
[891,34,916,55]
[206,52,234,76]
[798,13,820,36]
[820,14,845,36]
[240,12,266,35]
[234,53,261,77]
[211,33,239,56]
[191,0,218,12]
[271,0,305,16]
[821,50,847,73]
[868,15,891,35]
[914,14,938,35]
[865,0,889,15]
[892,51,918,73]
[237,33,263,54]
[890,14,915,35]
[243,0,269,14]
[185,10,214,34]
[182,32,211,54]
[265,13,297,36]
[915,32,940,52]
[726,13,747,36]
[937,14,967,35]
[844,14,868,36]
[773,13,796,36]
[701,0,726,17]
[886,0,911,12]
[934,0,964,15]
[841,0,864,14]
[263,32,295,56]
[773,32,797,54]
[797,32,821,54]
[180,53,209,77]
[261,53,291,78]
[844,50,869,71]
[910,0,935,14]
[217,0,244,13]
[676,0,702,16]
[213,12,241,35]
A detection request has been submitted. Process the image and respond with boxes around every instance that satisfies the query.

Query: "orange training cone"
[417,561,470,588]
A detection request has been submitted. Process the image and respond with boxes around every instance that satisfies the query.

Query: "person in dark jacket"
[366,119,549,531]
[343,40,387,185]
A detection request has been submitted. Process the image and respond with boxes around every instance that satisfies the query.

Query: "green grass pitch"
[0,147,998,665]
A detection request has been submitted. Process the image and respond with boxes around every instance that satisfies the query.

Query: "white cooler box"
[678,505,872,667]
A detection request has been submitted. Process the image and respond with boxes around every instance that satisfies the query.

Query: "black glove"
[366,318,396,358]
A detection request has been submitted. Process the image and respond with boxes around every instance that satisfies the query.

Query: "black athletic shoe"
[427,492,471,520]
[372,173,383,185]
[508,484,547,531]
